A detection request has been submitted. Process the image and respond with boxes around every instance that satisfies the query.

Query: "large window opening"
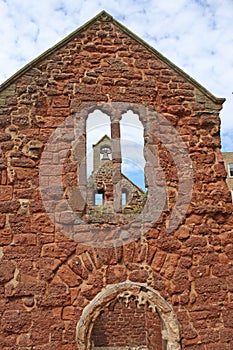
[86,111,111,214]
[84,107,147,222]
[86,110,111,177]
[120,111,145,191]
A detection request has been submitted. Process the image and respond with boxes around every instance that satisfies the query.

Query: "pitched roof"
[93,134,111,148]
[0,10,225,105]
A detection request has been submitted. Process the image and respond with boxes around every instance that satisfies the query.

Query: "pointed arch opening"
[120,110,146,192]
[84,107,147,223]
[86,110,111,177]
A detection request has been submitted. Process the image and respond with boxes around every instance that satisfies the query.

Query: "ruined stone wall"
[0,12,233,350]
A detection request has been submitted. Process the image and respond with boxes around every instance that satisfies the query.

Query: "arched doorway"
[76,282,181,350]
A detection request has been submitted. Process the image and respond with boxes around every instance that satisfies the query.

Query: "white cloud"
[0,0,232,146]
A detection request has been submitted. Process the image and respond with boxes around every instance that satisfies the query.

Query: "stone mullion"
[111,114,122,213]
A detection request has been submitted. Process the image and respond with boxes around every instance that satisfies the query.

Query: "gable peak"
[95,10,113,22]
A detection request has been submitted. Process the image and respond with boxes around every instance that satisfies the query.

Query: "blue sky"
[0,0,232,153]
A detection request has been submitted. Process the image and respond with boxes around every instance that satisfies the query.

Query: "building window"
[229,164,233,177]
[94,192,104,206]
[122,190,127,205]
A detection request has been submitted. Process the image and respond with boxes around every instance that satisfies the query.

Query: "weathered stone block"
[1,310,32,333]
[106,265,127,284]
[0,260,15,283]
[57,265,82,287]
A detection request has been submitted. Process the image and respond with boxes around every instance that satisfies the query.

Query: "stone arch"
[76,282,181,350]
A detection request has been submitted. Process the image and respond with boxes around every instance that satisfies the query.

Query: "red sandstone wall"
[0,12,233,350]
